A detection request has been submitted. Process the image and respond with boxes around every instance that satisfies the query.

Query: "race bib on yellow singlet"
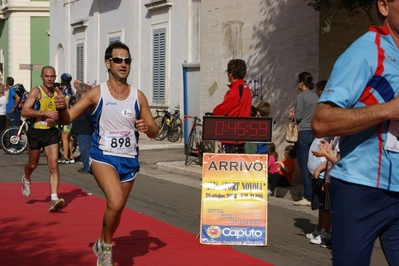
[104,129,136,154]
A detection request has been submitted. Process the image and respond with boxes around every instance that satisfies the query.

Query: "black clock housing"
[202,116,273,142]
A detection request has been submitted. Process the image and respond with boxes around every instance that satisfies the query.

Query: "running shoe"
[306,229,320,240]
[95,242,113,266]
[320,237,332,248]
[294,197,311,207]
[58,157,66,164]
[92,239,101,257]
[21,175,31,197]
[49,198,65,213]
[310,233,330,245]
[69,158,75,164]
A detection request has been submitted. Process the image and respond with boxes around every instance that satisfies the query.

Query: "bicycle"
[0,116,29,155]
[0,116,80,160]
[153,109,168,140]
[154,109,182,142]
[184,115,215,166]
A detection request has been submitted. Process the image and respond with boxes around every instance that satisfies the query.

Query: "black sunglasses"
[108,57,132,64]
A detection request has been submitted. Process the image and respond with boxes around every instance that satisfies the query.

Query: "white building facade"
[50,0,200,117]
[50,1,321,177]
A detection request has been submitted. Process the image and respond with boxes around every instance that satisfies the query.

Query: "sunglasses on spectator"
[108,57,132,64]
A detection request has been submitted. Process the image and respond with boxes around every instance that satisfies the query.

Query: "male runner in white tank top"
[55,41,159,266]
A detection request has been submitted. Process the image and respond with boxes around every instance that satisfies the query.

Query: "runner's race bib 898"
[104,129,136,154]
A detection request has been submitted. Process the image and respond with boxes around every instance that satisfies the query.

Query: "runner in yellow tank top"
[33,85,58,129]
[21,66,65,213]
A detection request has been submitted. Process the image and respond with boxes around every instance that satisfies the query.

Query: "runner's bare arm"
[55,86,99,124]
[21,87,58,120]
[137,89,159,138]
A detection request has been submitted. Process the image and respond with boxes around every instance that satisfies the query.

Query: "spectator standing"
[0,83,6,134]
[312,1,399,264]
[290,72,319,207]
[305,137,330,246]
[5,77,22,151]
[54,41,159,266]
[73,79,82,99]
[58,73,77,164]
[5,77,21,129]
[72,82,93,174]
[21,66,65,213]
[213,59,252,153]
[309,137,340,249]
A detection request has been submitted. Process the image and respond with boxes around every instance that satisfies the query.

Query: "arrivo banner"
[200,153,268,246]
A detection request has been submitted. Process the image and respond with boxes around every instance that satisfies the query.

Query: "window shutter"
[76,43,84,81]
[153,28,166,104]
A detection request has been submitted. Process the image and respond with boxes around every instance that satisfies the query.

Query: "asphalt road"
[0,148,387,266]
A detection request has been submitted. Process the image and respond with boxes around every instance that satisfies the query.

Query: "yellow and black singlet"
[32,85,58,129]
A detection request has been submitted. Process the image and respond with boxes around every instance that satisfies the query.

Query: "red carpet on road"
[0,183,272,266]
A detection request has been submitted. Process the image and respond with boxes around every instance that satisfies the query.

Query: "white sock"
[102,243,113,250]
[51,194,59,201]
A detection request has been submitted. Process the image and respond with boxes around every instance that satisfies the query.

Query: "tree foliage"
[305,0,376,33]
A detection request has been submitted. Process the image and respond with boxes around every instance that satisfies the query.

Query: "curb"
[157,161,202,179]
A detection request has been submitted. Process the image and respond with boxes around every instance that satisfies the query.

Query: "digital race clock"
[202,116,273,142]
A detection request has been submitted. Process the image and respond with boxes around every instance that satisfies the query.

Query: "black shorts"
[27,127,59,150]
[311,178,332,211]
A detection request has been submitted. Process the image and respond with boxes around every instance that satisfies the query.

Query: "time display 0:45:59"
[202,116,272,142]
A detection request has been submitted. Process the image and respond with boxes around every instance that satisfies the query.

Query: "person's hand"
[46,117,57,127]
[311,148,326,157]
[313,170,320,179]
[135,119,149,134]
[288,110,295,119]
[318,139,334,156]
[45,111,59,121]
[54,87,67,110]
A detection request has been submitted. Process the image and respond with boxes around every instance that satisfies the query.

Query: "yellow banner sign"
[200,153,268,246]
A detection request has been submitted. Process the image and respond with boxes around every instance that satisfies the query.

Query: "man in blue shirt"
[5,77,21,128]
[5,77,21,151]
[312,1,399,265]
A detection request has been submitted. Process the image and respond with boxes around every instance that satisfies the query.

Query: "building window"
[109,36,121,44]
[76,42,84,81]
[153,28,166,104]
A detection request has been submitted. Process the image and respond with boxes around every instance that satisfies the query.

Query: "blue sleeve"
[319,35,377,108]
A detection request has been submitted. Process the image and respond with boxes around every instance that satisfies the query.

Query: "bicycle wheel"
[168,118,182,142]
[0,126,29,155]
[154,116,168,141]
[185,132,196,165]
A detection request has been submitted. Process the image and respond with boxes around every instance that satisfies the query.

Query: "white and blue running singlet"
[319,25,399,192]
[89,82,141,182]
